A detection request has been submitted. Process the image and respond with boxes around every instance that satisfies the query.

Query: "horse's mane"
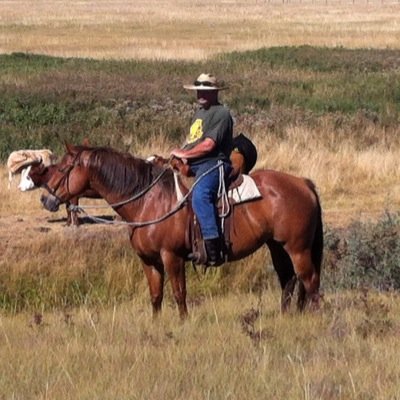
[85,146,175,196]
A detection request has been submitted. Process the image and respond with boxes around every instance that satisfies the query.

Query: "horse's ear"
[82,137,90,147]
[64,141,76,154]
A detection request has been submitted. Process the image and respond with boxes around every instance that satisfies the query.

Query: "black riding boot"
[204,238,224,267]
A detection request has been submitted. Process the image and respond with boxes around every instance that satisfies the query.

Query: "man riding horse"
[170,73,233,266]
[38,74,322,318]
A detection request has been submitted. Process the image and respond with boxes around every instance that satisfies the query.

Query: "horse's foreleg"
[162,252,188,320]
[65,203,72,226]
[70,209,79,226]
[68,198,80,226]
[142,261,165,318]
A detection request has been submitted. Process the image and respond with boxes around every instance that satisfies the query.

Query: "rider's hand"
[170,149,188,163]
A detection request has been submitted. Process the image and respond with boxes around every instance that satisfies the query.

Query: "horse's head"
[16,151,54,192]
[40,143,91,212]
[30,163,51,186]
[18,165,35,191]
[18,161,50,192]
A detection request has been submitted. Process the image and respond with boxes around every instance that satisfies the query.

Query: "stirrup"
[188,252,201,262]
[188,251,208,266]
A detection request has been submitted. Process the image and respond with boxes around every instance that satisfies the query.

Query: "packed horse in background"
[40,144,323,319]
[7,148,56,189]
[17,138,96,226]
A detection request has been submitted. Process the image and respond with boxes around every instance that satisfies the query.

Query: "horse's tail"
[306,179,323,274]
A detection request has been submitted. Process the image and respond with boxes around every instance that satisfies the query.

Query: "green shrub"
[324,212,400,291]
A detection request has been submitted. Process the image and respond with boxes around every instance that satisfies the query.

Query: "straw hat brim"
[183,84,228,91]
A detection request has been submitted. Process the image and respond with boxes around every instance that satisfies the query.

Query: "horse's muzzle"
[41,193,60,212]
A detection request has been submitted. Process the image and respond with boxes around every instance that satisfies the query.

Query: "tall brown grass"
[252,125,400,212]
[0,290,400,399]
[2,119,399,224]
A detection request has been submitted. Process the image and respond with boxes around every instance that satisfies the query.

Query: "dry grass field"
[1,1,400,399]
[1,290,400,399]
[1,0,400,60]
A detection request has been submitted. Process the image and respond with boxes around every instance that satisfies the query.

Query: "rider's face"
[196,90,218,109]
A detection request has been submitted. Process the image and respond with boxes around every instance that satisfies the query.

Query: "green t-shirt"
[183,104,233,165]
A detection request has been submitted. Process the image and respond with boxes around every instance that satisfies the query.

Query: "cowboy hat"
[183,73,228,91]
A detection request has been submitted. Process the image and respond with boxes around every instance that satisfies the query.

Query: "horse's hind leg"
[289,250,320,311]
[267,240,296,313]
[296,280,307,311]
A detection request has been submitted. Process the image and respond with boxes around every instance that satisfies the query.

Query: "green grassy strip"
[0,46,399,159]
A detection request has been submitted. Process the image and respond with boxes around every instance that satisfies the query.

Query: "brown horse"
[40,144,323,319]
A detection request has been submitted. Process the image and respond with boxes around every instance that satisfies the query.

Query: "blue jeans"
[190,160,232,240]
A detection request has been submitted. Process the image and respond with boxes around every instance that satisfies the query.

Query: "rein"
[69,161,224,227]
[77,166,170,210]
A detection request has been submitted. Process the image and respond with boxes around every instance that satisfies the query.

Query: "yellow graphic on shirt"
[187,119,204,144]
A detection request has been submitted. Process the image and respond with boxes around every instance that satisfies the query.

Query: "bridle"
[44,152,81,202]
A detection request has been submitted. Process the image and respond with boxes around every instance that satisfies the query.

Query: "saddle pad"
[228,174,262,204]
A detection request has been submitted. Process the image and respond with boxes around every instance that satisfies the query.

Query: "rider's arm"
[170,138,216,161]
